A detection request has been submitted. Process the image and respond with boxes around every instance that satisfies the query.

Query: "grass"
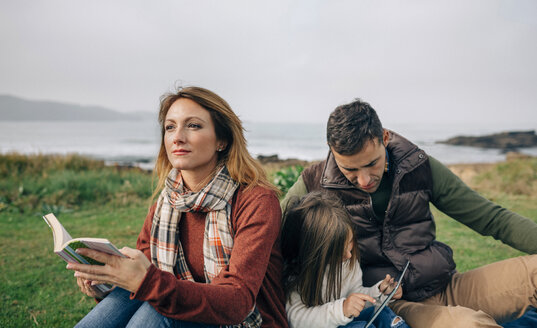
[432,202,533,272]
[0,154,536,327]
[433,158,537,272]
[0,205,148,328]
[0,154,153,327]
[0,153,153,213]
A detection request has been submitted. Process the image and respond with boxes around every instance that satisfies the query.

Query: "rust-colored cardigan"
[131,185,289,327]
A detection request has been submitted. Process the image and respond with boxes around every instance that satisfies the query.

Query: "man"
[281,99,537,328]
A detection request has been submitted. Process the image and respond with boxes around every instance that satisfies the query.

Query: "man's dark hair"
[327,99,384,155]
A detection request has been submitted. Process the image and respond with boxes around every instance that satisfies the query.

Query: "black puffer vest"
[302,131,456,301]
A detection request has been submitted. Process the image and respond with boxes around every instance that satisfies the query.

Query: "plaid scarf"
[150,166,262,328]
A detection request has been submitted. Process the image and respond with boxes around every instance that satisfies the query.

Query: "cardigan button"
[396,169,401,174]
[419,153,424,159]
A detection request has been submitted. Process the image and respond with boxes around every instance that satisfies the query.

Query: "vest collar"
[320,130,428,189]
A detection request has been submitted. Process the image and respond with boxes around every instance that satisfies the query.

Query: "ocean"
[1,120,536,170]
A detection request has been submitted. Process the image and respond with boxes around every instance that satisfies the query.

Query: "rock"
[256,154,314,172]
[257,154,281,164]
[437,130,537,150]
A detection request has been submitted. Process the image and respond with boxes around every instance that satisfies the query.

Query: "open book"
[42,213,125,294]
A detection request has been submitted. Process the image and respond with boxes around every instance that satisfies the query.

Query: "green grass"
[0,154,153,327]
[433,158,537,272]
[0,153,153,213]
[432,199,535,272]
[0,154,536,327]
[0,204,148,328]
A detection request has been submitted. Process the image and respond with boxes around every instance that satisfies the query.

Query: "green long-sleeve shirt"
[281,156,537,254]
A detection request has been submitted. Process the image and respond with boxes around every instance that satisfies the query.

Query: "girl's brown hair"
[151,86,277,201]
[281,191,359,307]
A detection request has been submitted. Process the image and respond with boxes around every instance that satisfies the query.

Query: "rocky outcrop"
[437,130,537,150]
[256,154,313,172]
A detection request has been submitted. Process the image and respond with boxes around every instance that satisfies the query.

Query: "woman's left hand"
[66,247,151,293]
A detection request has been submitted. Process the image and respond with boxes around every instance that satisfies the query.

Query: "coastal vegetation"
[1,153,536,327]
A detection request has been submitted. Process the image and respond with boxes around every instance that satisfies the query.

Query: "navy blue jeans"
[501,308,537,328]
[339,306,410,328]
[75,288,218,328]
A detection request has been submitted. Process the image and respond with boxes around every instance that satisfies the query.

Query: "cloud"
[0,0,536,126]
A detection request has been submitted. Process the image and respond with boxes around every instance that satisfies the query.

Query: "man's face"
[331,131,389,194]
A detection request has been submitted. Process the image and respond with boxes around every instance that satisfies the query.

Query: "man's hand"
[379,274,403,299]
[343,293,376,318]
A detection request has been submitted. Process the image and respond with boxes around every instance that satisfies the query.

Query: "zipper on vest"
[367,194,381,223]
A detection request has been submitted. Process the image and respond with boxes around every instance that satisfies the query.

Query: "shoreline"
[103,151,535,169]
[103,151,535,187]
[255,152,535,186]
[3,151,532,186]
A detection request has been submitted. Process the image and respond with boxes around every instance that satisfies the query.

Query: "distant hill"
[0,94,147,121]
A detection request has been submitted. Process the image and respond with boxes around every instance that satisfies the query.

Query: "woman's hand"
[75,277,112,299]
[66,247,151,293]
[343,293,376,318]
[379,274,403,300]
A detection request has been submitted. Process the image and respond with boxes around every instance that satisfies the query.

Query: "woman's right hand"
[343,293,376,318]
[76,277,109,299]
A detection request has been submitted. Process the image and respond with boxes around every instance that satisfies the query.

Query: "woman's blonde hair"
[281,191,359,307]
[151,86,277,201]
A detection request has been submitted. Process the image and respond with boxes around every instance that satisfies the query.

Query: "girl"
[68,86,288,327]
[281,191,409,328]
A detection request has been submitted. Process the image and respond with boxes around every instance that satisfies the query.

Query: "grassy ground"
[436,157,537,272]
[0,154,536,327]
[432,200,533,272]
[0,205,147,327]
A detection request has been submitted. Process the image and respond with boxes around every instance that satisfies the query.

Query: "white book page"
[42,213,73,252]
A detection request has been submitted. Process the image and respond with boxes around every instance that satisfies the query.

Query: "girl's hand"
[66,247,151,293]
[343,293,376,318]
[379,274,403,299]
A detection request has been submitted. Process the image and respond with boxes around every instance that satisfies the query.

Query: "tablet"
[364,260,410,328]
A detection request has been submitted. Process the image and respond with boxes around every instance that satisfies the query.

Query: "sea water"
[1,120,536,169]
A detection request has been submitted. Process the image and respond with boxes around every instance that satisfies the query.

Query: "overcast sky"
[1,0,536,126]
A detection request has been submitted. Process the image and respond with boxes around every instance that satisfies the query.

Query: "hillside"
[0,94,143,121]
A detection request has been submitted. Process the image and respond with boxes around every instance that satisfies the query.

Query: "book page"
[42,213,73,252]
[42,214,121,294]
[65,238,125,265]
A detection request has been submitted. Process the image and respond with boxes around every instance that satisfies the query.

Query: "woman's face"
[164,98,223,179]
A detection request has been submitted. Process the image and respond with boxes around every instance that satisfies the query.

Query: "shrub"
[473,158,537,197]
[0,153,152,213]
[273,165,304,195]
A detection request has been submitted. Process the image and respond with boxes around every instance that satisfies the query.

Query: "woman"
[68,86,289,327]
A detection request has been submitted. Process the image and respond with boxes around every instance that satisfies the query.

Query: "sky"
[1,0,537,126]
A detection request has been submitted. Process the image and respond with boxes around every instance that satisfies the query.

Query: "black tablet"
[364,260,410,328]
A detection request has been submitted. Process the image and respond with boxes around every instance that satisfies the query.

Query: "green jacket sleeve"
[280,175,308,214]
[429,156,537,254]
